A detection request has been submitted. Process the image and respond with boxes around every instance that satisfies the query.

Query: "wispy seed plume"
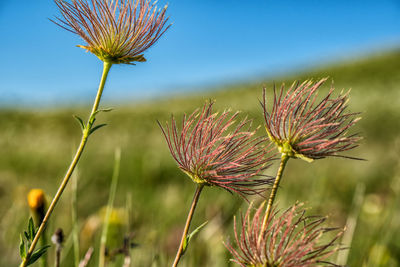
[262,78,361,162]
[225,202,343,267]
[158,101,275,199]
[53,0,170,64]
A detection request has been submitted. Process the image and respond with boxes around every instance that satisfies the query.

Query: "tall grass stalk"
[124,192,133,266]
[72,170,80,267]
[19,61,113,267]
[365,180,400,266]
[336,182,365,265]
[99,148,122,267]
[60,231,74,264]
[79,247,94,267]
[39,214,48,267]
[125,192,132,231]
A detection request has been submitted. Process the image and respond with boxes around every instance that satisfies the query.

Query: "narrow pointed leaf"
[89,124,107,135]
[26,245,50,266]
[28,218,35,241]
[19,235,26,259]
[24,231,30,241]
[97,108,113,113]
[182,221,208,255]
[92,108,113,119]
[73,115,86,131]
[89,117,96,126]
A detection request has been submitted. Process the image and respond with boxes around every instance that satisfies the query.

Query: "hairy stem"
[20,61,112,267]
[172,184,204,267]
[259,154,289,243]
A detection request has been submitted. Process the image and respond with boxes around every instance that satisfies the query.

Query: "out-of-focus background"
[1,0,400,266]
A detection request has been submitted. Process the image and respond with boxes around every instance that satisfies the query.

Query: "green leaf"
[182,221,208,255]
[97,108,113,113]
[89,116,96,126]
[28,218,35,241]
[87,108,113,129]
[92,108,113,119]
[24,231,30,241]
[26,245,50,266]
[73,115,86,131]
[89,124,107,135]
[182,237,188,254]
[19,235,26,259]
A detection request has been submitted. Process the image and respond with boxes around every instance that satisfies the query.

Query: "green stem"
[90,62,111,115]
[259,154,289,242]
[172,184,204,267]
[20,61,112,267]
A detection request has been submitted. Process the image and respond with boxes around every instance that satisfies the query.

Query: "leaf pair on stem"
[20,218,50,266]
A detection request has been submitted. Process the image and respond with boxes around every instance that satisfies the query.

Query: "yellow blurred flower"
[27,189,46,210]
[27,188,47,226]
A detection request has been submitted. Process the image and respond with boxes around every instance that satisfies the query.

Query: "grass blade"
[99,148,121,267]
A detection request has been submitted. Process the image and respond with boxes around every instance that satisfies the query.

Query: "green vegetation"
[1,50,400,266]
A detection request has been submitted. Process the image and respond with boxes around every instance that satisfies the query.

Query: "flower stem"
[20,61,112,267]
[55,245,62,267]
[259,154,289,242]
[172,184,204,267]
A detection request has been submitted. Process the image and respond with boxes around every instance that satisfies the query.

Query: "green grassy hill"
[1,50,400,266]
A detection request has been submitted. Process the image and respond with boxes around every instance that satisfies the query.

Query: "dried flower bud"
[51,228,64,246]
[52,228,65,267]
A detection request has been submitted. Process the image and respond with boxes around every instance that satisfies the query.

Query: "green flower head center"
[183,169,208,185]
[265,127,295,157]
[278,140,314,162]
[278,141,295,157]
[266,127,314,163]
[77,45,146,64]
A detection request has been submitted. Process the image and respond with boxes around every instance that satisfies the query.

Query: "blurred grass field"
[1,50,400,266]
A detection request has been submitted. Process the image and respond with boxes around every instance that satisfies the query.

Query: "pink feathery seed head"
[53,0,170,64]
[261,78,362,162]
[158,101,276,199]
[225,202,343,267]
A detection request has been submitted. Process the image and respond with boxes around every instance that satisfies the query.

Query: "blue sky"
[0,0,399,107]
